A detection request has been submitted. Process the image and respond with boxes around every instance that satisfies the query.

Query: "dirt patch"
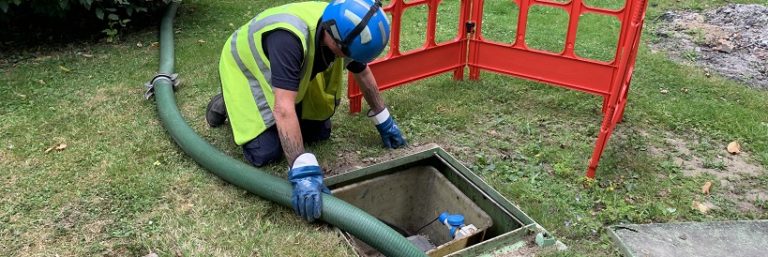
[745,190,768,205]
[652,4,768,89]
[322,143,470,176]
[489,234,555,257]
[661,137,762,180]
[324,142,452,176]
[649,134,766,212]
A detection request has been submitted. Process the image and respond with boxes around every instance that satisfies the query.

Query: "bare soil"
[648,134,767,212]
[324,142,447,176]
[652,4,768,89]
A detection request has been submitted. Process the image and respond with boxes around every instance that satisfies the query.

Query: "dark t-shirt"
[262,29,367,91]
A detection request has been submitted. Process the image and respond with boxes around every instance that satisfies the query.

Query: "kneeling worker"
[205,0,406,222]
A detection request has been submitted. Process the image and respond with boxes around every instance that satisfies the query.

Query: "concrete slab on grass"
[608,220,768,257]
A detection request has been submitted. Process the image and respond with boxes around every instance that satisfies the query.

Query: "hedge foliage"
[0,0,174,37]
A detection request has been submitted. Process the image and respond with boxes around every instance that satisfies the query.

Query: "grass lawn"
[2,0,767,256]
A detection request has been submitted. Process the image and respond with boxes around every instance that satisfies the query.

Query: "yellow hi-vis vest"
[219,1,345,145]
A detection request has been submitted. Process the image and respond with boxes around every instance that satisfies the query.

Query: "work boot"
[206,93,228,127]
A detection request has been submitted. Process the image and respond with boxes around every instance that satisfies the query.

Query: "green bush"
[0,0,174,40]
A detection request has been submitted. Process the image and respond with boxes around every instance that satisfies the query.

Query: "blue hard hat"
[321,0,391,63]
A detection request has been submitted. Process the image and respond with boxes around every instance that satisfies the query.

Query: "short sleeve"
[263,29,304,91]
[345,60,368,74]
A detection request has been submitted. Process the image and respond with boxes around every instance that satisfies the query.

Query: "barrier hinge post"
[465,21,476,34]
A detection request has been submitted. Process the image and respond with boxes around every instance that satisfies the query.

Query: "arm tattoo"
[278,128,304,166]
[272,88,304,167]
[355,68,386,113]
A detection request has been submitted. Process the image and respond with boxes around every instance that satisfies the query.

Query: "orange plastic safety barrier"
[348,0,650,178]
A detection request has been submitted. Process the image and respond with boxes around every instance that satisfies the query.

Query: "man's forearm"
[275,110,304,166]
[273,87,305,166]
[353,67,386,114]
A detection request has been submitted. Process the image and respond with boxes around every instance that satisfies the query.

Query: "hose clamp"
[144,73,180,100]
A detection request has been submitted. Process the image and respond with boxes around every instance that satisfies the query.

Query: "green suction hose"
[148,3,425,257]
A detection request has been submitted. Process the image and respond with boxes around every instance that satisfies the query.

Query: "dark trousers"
[243,107,332,167]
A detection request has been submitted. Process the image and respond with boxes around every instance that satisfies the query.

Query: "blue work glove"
[288,153,330,222]
[369,108,407,149]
